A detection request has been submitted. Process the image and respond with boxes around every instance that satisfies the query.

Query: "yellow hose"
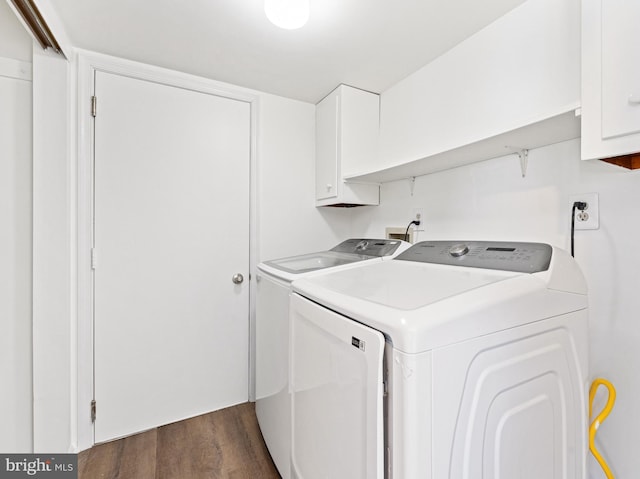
[589,378,616,479]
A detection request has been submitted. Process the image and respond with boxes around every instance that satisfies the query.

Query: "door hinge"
[91,96,97,117]
[91,400,96,423]
[91,248,97,270]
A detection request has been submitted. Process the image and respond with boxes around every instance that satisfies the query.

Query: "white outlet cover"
[569,193,599,230]
[412,208,425,230]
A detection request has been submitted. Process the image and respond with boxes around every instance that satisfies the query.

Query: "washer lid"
[292,255,587,353]
[294,260,516,311]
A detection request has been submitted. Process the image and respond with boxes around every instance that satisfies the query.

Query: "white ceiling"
[1,0,32,61]
[48,0,525,103]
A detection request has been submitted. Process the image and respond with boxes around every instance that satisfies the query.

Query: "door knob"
[232,273,244,284]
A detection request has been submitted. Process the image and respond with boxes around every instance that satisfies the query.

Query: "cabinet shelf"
[345,107,581,184]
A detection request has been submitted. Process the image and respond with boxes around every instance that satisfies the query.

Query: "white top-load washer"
[255,238,410,479]
[290,240,588,479]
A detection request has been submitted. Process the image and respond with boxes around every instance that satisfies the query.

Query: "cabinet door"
[601,0,640,139]
[582,0,640,159]
[315,91,339,201]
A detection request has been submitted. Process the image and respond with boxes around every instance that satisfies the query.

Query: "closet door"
[93,71,250,442]
[0,67,32,453]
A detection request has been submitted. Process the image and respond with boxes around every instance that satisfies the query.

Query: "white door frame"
[75,50,259,450]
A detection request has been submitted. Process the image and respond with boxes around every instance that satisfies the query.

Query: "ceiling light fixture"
[264,0,309,30]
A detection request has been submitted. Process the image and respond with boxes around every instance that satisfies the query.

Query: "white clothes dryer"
[255,238,410,479]
[290,240,588,479]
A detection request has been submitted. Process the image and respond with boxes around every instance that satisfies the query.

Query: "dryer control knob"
[449,243,469,257]
[356,240,369,251]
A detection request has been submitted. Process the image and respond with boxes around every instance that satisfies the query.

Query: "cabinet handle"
[628,94,640,105]
[326,184,333,191]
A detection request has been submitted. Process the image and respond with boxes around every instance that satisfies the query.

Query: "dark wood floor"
[78,402,281,479]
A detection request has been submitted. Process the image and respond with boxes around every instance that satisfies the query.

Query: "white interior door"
[93,71,250,443]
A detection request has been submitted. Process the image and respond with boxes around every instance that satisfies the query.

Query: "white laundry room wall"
[0,1,32,62]
[257,93,353,261]
[349,138,640,479]
[0,0,33,453]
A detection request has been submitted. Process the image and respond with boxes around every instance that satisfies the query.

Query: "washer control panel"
[331,238,403,257]
[396,241,552,273]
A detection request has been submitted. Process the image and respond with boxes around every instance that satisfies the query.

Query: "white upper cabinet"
[346,0,581,183]
[582,0,640,160]
[315,85,380,207]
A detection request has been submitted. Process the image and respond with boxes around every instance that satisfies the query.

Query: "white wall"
[0,1,32,454]
[0,0,31,62]
[349,139,640,478]
[257,93,353,261]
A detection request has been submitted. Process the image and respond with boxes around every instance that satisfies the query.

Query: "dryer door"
[290,293,385,479]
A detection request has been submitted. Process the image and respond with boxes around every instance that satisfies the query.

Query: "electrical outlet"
[412,208,425,230]
[570,193,599,230]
